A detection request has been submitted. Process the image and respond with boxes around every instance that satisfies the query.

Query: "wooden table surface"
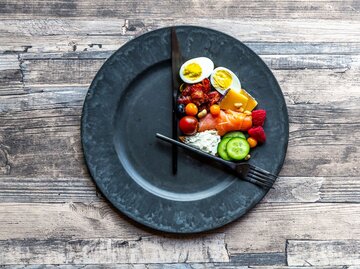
[1,1,360,267]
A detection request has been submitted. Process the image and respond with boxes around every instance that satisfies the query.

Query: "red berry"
[252,109,266,126]
[248,126,266,143]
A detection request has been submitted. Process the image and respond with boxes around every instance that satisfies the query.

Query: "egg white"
[210,67,241,95]
[179,57,214,84]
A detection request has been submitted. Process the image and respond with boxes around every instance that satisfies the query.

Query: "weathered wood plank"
[0,54,19,70]
[5,57,358,116]
[13,52,360,88]
[143,18,360,43]
[275,68,360,107]
[0,54,23,94]
[1,176,360,204]
[20,55,103,87]
[0,87,86,111]
[224,203,360,254]
[265,177,360,203]
[287,104,360,124]
[242,267,356,269]
[0,19,132,37]
[0,202,143,240]
[249,42,360,55]
[3,39,360,56]
[0,234,229,264]
[0,177,99,203]
[1,19,360,43]
[229,252,285,266]
[2,69,360,110]
[1,264,359,269]
[6,260,327,268]
[2,36,360,57]
[2,19,360,54]
[0,128,88,178]
[287,240,360,266]
[0,35,129,54]
[20,54,356,87]
[0,1,359,20]
[0,104,87,177]
[2,262,311,269]
[282,143,359,177]
[1,202,360,256]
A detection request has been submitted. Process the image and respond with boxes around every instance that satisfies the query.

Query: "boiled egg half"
[210,67,241,95]
[179,57,214,84]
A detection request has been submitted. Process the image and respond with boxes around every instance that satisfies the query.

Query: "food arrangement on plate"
[176,57,267,161]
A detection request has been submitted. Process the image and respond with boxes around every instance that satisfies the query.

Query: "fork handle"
[155,133,235,169]
[156,133,274,189]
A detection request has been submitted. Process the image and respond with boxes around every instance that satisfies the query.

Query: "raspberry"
[248,126,266,143]
[252,109,266,126]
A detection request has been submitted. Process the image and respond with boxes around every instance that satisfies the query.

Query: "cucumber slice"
[223,131,246,139]
[217,137,233,160]
[226,138,250,160]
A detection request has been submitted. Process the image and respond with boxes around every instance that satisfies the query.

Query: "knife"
[171,27,182,175]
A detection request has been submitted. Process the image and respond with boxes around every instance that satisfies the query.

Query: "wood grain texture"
[229,252,285,266]
[265,177,360,203]
[224,202,360,254]
[1,0,360,20]
[0,54,23,94]
[1,262,359,269]
[18,57,360,90]
[2,19,360,41]
[1,1,360,266]
[1,176,360,204]
[0,177,98,203]
[287,240,360,266]
[1,202,360,255]
[1,19,360,54]
[14,52,360,88]
[2,63,360,111]
[0,234,229,264]
[0,265,242,269]
[0,202,142,240]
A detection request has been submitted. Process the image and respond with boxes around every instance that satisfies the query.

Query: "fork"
[156,133,277,189]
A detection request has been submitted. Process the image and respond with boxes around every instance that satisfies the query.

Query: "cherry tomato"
[247,137,258,148]
[179,116,198,135]
[185,103,198,116]
[210,104,220,116]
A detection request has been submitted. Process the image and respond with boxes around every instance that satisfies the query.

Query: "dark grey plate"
[81,26,289,233]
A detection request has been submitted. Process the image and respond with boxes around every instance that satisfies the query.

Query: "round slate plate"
[81,26,289,233]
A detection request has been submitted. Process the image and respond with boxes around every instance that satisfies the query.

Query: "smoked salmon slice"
[198,110,252,136]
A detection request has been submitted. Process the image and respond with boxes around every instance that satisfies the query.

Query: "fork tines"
[246,165,278,189]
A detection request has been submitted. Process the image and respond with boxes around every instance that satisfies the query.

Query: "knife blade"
[171,27,182,175]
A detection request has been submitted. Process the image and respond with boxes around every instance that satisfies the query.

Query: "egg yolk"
[212,70,232,90]
[183,63,202,80]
